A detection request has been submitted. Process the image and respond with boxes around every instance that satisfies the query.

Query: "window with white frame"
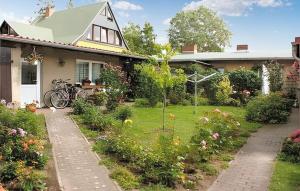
[76,60,104,84]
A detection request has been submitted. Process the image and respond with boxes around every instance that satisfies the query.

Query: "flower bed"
[0,104,48,191]
[71,101,259,190]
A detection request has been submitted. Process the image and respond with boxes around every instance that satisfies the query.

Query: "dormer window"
[107,9,113,21]
[100,7,106,16]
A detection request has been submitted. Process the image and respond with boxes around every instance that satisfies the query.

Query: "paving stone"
[208,109,299,191]
[41,109,120,191]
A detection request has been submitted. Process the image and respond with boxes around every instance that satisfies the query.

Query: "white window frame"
[76,59,105,85]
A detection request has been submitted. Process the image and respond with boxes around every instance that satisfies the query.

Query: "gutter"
[0,34,145,60]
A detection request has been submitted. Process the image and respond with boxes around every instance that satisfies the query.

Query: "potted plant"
[95,78,102,86]
[82,78,91,86]
[26,100,39,113]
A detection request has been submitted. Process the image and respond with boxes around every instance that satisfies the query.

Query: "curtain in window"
[76,62,89,83]
[92,63,102,83]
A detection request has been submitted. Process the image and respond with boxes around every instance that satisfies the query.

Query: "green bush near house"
[71,98,93,115]
[246,93,293,124]
[110,166,140,190]
[115,106,133,123]
[82,106,113,131]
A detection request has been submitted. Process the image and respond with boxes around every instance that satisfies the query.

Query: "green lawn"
[123,105,261,145]
[269,161,300,191]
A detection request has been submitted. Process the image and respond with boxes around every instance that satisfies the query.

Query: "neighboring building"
[292,37,300,101]
[0,2,143,106]
[168,44,296,94]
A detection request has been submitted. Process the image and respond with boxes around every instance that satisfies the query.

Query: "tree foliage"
[169,6,231,52]
[265,60,284,92]
[123,22,159,55]
[35,0,54,16]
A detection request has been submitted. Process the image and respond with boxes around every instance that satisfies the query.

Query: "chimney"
[236,44,248,52]
[292,37,300,61]
[44,5,54,17]
[181,43,197,54]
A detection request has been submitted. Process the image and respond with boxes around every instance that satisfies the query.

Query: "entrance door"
[21,60,40,107]
[0,47,12,102]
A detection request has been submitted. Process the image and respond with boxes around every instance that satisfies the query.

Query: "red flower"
[290,129,300,139]
[294,138,300,143]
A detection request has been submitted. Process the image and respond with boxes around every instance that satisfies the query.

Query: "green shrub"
[168,83,186,105]
[189,109,240,162]
[228,68,262,93]
[106,91,120,111]
[134,98,150,107]
[198,163,218,176]
[103,135,185,187]
[0,162,18,182]
[246,93,292,123]
[82,107,113,131]
[110,166,140,190]
[215,76,237,106]
[91,92,108,106]
[71,98,93,115]
[279,137,300,163]
[115,106,133,123]
[141,184,173,191]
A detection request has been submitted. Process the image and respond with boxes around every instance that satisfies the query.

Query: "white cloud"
[117,11,130,18]
[113,1,143,10]
[0,11,30,24]
[183,0,290,16]
[163,18,171,25]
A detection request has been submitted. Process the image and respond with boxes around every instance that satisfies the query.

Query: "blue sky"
[0,0,299,52]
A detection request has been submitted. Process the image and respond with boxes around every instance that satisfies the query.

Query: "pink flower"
[294,138,300,143]
[290,129,300,139]
[18,128,27,137]
[212,133,220,140]
[10,129,17,136]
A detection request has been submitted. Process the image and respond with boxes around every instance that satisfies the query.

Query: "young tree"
[136,44,187,130]
[169,6,231,52]
[142,22,157,55]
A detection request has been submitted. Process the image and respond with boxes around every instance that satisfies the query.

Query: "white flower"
[0,99,6,105]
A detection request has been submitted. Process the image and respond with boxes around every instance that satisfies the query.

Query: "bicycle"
[43,79,87,109]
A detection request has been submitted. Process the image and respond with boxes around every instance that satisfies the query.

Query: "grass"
[123,105,261,145]
[269,160,300,191]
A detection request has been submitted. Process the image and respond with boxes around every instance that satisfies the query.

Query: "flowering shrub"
[102,134,185,187]
[0,104,48,190]
[189,109,240,162]
[246,93,293,123]
[279,129,300,163]
[82,106,113,131]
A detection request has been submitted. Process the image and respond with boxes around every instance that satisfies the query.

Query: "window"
[115,32,122,46]
[86,27,92,40]
[76,62,89,83]
[76,60,104,84]
[22,62,37,85]
[92,63,104,83]
[100,7,106,16]
[108,29,115,44]
[93,25,101,41]
[107,9,113,21]
[101,28,107,43]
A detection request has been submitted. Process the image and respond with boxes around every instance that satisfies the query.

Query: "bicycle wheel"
[43,90,54,108]
[50,91,69,109]
[75,89,88,100]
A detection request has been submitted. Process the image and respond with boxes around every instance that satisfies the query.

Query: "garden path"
[208,109,299,191]
[41,108,120,191]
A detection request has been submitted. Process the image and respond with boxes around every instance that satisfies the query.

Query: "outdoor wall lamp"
[292,37,300,61]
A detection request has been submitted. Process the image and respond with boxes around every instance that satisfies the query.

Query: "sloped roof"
[33,2,106,44]
[4,20,53,41]
[170,51,294,62]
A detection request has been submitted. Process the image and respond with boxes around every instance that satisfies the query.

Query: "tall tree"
[123,22,158,55]
[169,6,231,52]
[123,23,144,54]
[142,22,157,55]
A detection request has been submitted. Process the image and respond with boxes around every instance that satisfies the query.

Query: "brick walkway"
[42,109,120,191]
[208,109,299,191]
